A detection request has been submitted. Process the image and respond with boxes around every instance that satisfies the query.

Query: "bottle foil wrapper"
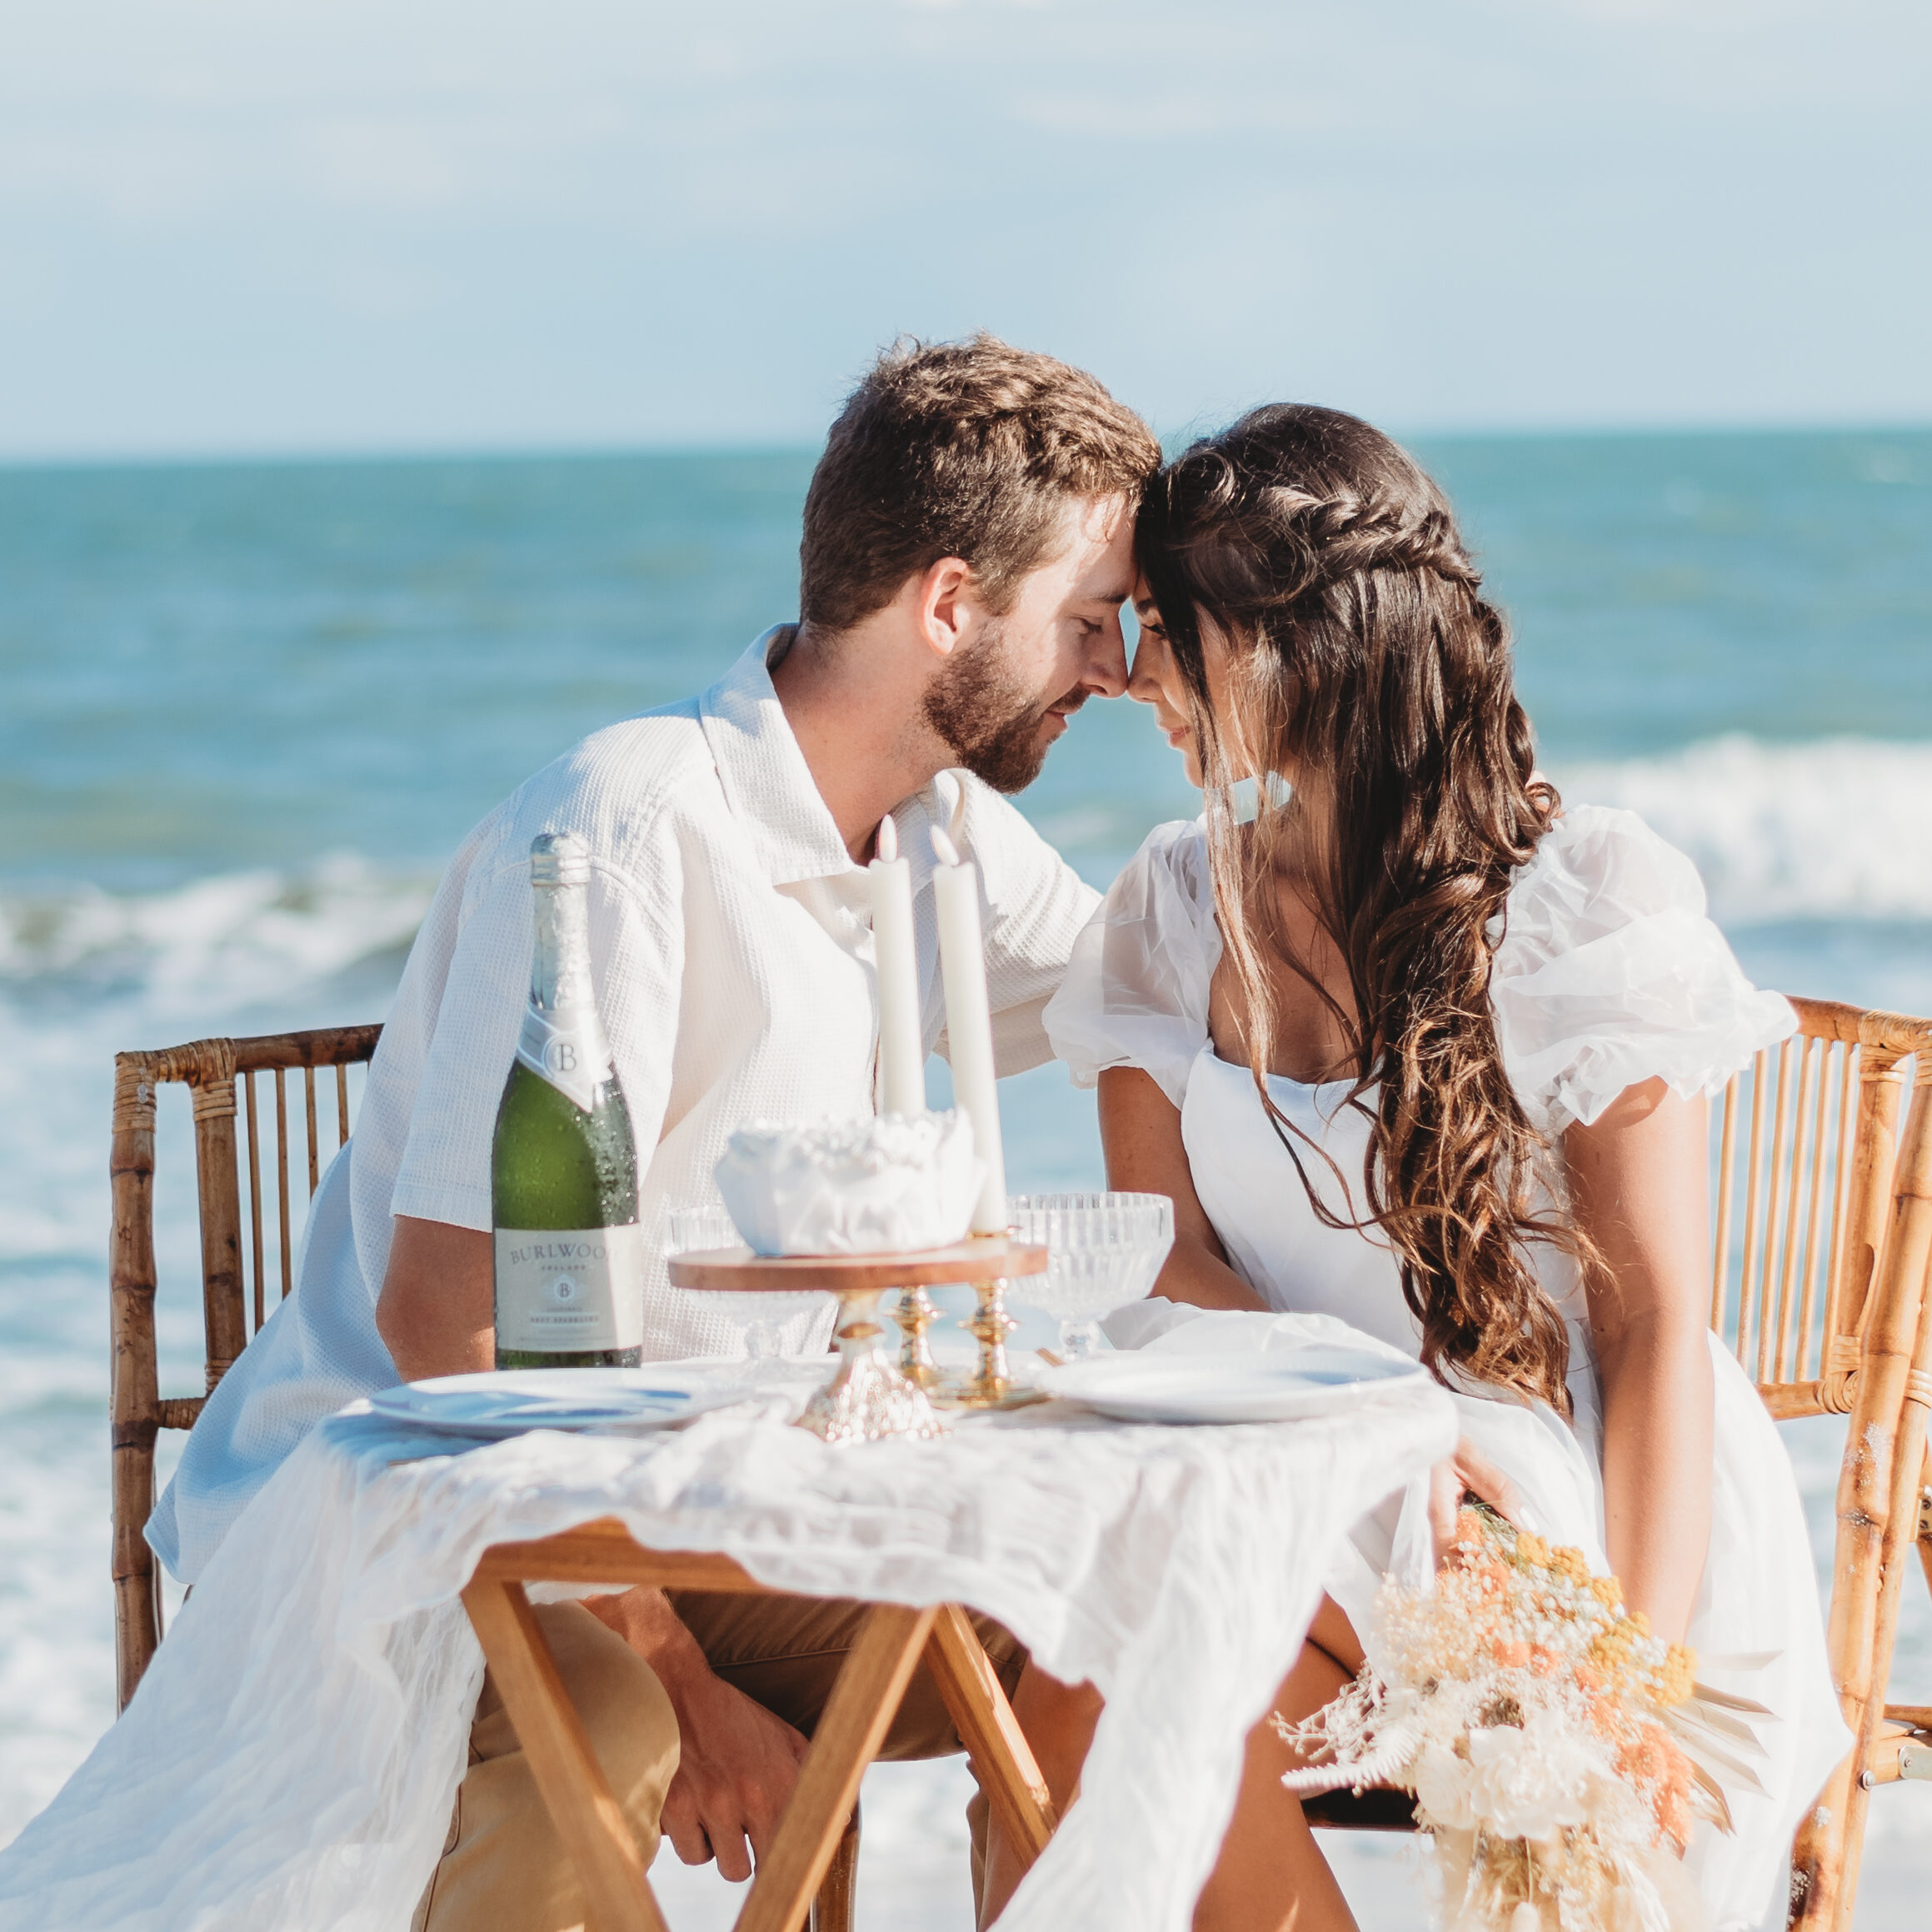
[714,1111,982,1257]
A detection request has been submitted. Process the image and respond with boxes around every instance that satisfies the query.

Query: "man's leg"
[670,1590,1023,1756]
[415,1600,681,1932]
[668,1591,1026,1916]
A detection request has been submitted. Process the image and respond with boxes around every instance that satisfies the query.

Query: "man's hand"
[1428,1435,1521,1565]
[582,1586,808,1883]
[654,1657,810,1880]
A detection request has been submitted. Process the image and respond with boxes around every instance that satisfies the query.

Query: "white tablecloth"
[0,1375,1452,1932]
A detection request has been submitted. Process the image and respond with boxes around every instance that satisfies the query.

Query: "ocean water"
[2,431,1930,1921]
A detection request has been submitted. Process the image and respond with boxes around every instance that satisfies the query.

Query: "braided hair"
[1136,403,1580,1413]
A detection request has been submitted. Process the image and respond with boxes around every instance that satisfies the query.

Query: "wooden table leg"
[736,1603,939,1932]
[925,1604,1057,1872]
[461,1576,671,1932]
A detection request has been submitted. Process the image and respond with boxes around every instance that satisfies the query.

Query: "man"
[149,334,1161,1929]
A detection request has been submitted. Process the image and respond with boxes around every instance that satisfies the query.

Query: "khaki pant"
[417,1594,1025,1932]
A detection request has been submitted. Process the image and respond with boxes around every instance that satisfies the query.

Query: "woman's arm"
[1565,1076,1715,1645]
[1099,1066,1266,1310]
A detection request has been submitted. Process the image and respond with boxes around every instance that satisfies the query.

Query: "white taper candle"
[867,814,926,1118]
[930,825,1007,1234]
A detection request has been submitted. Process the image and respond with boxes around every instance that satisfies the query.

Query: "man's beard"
[921,623,1080,795]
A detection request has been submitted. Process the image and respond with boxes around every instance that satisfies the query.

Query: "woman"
[987,407,1847,1930]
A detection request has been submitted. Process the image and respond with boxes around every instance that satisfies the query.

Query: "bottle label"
[494,1225,646,1352]
[516,1006,613,1114]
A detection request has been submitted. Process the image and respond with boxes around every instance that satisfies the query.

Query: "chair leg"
[1916,1443,1931,1599]
[808,1804,861,1932]
[1788,1759,1855,1930]
[1829,1089,1932,1932]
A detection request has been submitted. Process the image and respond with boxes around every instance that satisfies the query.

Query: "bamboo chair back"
[109,1024,382,1710]
[1710,995,1932,1423]
[1762,1001,1932,1932]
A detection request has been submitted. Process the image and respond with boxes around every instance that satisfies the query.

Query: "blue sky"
[2,0,1928,457]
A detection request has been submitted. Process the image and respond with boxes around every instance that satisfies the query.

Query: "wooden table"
[461,1516,1058,1932]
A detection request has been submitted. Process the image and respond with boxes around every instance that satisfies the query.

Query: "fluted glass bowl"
[666,1205,832,1360]
[1006,1191,1175,1357]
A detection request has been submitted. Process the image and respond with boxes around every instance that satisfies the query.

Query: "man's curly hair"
[800,333,1160,631]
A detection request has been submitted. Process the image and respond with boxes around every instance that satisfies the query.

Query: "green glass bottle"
[492,831,643,1370]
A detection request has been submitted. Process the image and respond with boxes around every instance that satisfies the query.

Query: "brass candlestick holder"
[894,1286,941,1390]
[667,1239,1046,1443]
[954,1270,1022,1408]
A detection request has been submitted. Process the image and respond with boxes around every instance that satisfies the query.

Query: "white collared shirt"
[149,628,1101,1581]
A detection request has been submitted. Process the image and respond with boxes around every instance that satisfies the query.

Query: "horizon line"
[4,414,1931,477]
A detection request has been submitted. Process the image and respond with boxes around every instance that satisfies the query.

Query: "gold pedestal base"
[796,1290,947,1444]
[666,1241,1049,1444]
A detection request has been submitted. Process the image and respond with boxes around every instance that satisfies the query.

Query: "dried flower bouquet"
[1278,1505,1772,1932]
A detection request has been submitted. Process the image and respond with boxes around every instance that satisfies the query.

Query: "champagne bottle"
[492,832,643,1370]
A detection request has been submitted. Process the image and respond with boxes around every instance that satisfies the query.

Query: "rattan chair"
[1734,999,1932,1930]
[106,1023,866,1931]
[1300,995,1932,1930]
[109,1024,383,1698]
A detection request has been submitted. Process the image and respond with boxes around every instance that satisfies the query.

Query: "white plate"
[367,1366,746,1438]
[1041,1346,1425,1424]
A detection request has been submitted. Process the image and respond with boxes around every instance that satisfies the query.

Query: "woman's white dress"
[1044,803,1850,1930]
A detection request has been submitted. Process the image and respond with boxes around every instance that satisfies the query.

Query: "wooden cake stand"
[667,1237,1049,1443]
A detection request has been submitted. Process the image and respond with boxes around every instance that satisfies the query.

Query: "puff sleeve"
[1043,820,1221,1110]
[1491,803,1796,1136]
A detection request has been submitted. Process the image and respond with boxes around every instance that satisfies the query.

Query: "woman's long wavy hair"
[1137,404,1582,1412]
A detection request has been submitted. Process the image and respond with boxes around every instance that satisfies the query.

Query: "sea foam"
[0,855,435,1018]
[1555,735,1932,926]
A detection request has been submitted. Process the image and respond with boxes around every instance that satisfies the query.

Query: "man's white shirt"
[149,628,1100,1582]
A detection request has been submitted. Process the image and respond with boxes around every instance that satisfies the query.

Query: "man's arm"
[375,1216,494,1380]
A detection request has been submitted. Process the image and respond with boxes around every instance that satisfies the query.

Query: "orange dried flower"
[1655,1645,1696,1708]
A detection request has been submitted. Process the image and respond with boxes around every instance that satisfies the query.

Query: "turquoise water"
[2,430,1930,1881]
[7,430,1928,895]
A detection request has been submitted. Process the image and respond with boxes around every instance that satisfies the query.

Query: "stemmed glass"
[1006,1192,1175,1358]
[666,1206,833,1365]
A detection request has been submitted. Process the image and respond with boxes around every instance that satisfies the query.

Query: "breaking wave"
[2,732,1925,1034]
[1552,736,1932,926]
[0,855,436,1023]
